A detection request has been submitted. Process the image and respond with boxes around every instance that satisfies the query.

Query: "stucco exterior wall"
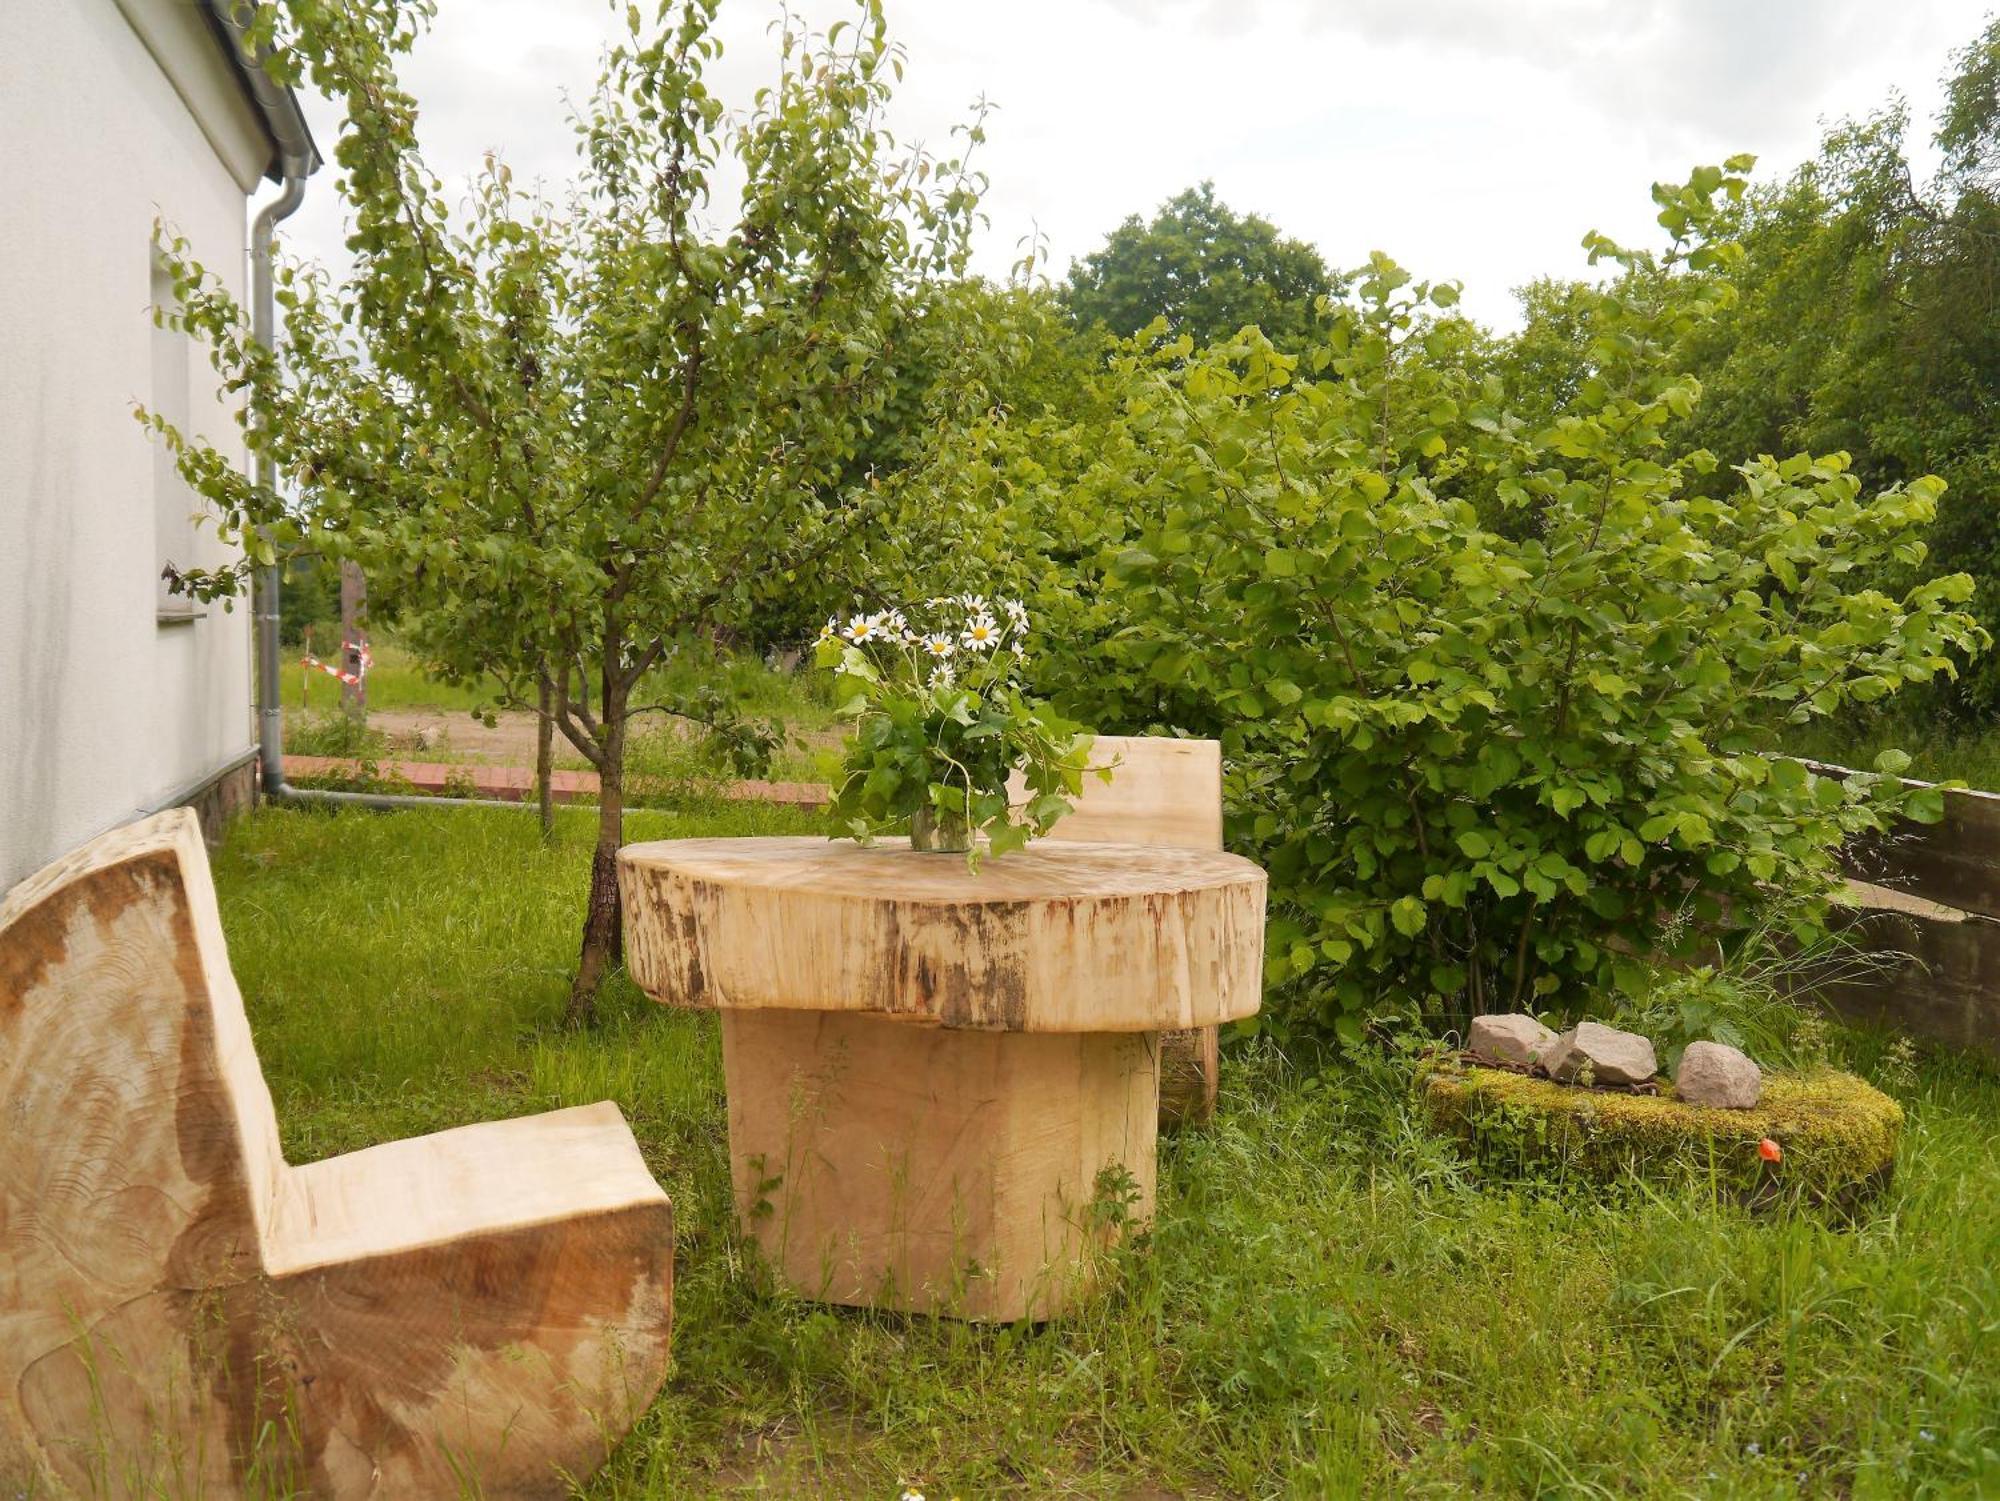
[0,0,270,889]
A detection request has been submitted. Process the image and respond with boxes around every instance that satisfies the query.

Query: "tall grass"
[319,639,835,729]
[211,805,2000,1497]
[1789,708,2000,792]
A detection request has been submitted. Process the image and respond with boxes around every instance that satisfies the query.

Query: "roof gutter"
[197,0,321,182]
[203,5,525,818]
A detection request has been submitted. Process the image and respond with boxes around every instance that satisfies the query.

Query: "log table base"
[723,1012,1158,1321]
[621,835,1267,1322]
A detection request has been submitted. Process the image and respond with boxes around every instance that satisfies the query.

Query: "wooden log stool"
[0,810,675,1499]
[621,835,1265,1322]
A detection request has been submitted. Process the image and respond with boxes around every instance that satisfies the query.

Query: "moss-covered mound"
[1421,1062,1902,1206]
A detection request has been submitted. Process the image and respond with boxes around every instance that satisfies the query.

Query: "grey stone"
[1675,1040,1762,1109]
[1468,1012,1558,1069]
[1541,1021,1658,1087]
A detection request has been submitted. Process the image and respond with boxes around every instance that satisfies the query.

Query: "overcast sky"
[278,0,1986,331]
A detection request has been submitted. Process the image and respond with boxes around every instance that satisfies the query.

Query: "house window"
[152,252,201,625]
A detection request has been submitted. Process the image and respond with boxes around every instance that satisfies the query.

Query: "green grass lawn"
[211,804,2000,1498]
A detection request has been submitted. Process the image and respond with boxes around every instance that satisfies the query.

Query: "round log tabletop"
[619,836,1267,1033]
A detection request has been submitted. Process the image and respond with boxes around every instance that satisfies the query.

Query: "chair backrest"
[1022,735,1223,852]
[0,808,287,1330]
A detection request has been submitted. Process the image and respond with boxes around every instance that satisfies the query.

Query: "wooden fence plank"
[1821,884,2000,1060]
[1749,761,2000,1058]
[1805,759,2000,922]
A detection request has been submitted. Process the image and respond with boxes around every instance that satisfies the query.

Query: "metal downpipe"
[249,169,307,800]
[247,175,534,816]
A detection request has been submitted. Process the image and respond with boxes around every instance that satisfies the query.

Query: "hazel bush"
[988,163,1985,1042]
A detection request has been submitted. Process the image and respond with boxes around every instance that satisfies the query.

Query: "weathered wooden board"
[721,1010,1157,1321]
[1013,735,1228,1125]
[0,810,675,1499]
[1843,787,2000,924]
[1819,882,2000,1060]
[1806,758,2000,922]
[621,836,1267,1034]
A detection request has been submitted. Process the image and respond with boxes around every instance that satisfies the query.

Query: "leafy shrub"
[687,684,789,781]
[974,164,1986,1044]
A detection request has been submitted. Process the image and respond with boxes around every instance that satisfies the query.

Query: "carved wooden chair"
[1018,735,1228,1126]
[0,809,674,1499]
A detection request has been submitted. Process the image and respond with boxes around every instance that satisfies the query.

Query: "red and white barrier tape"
[301,639,373,689]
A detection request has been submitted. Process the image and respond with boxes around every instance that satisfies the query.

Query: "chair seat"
[265,1101,666,1277]
[1,809,676,1496]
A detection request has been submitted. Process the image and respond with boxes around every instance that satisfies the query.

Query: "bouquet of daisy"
[815,595,1093,858]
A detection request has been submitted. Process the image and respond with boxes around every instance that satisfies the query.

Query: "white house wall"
[0,0,267,889]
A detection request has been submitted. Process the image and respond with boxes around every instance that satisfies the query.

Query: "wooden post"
[339,560,367,714]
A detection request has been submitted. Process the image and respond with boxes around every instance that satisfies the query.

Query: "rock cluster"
[1461,1013,1763,1111]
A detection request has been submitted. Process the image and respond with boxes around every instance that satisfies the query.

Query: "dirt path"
[353,706,840,771]
[365,708,566,765]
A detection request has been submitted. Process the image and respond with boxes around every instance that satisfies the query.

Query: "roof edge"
[197,0,322,182]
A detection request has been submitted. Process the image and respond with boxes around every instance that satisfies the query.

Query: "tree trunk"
[567,729,624,1026]
[536,670,556,844]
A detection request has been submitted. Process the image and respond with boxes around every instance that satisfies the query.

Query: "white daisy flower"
[921,632,955,658]
[1002,597,1028,624]
[882,607,909,636]
[961,615,1000,651]
[844,613,878,643]
[929,663,956,688]
[817,616,838,643]
[959,593,988,614]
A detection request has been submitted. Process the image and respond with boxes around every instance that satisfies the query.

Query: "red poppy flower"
[1758,1137,1783,1163]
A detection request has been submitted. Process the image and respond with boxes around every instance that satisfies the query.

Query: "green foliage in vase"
[1063,181,1338,351]
[138,0,981,1019]
[816,597,1094,862]
[931,163,1985,1044]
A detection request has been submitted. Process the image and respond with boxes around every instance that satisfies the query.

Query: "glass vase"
[909,804,973,853]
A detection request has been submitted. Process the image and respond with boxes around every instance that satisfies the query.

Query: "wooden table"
[620,836,1267,1321]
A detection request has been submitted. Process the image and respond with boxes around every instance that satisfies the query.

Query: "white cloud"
[275,0,1980,332]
